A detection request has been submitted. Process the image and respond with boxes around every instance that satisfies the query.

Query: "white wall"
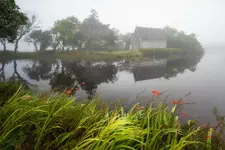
[141,40,167,48]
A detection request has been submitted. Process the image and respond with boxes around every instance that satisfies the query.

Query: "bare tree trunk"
[14,41,19,53]
[0,61,6,81]
[0,39,7,52]
[33,41,38,51]
[14,38,20,53]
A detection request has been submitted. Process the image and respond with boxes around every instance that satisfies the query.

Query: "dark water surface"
[1,48,225,124]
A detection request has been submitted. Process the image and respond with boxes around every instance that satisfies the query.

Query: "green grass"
[0,49,183,61]
[1,85,225,149]
[139,48,183,56]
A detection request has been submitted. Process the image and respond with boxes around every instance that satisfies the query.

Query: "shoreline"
[0,48,183,61]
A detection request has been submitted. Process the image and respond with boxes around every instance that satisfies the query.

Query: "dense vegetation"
[0,1,203,57]
[0,82,224,149]
[164,26,204,55]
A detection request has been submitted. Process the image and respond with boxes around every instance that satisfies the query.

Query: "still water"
[0,48,225,124]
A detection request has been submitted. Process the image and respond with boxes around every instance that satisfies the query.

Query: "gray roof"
[134,26,166,41]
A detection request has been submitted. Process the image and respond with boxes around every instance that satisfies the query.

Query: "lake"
[0,48,224,124]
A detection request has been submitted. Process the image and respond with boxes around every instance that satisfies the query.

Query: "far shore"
[0,48,184,61]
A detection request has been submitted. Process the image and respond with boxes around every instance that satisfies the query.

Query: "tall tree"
[123,33,132,49]
[52,16,79,51]
[79,9,102,50]
[25,29,52,51]
[13,14,39,53]
[0,0,27,52]
[39,30,52,51]
[25,29,42,51]
[163,26,203,54]
[0,0,27,42]
[80,9,118,50]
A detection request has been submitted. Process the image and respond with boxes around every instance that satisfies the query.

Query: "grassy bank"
[0,83,225,149]
[0,48,183,61]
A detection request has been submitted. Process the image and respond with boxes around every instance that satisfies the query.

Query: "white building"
[131,26,167,49]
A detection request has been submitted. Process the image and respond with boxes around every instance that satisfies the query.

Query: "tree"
[0,39,7,52]
[25,29,52,51]
[23,60,54,81]
[163,26,203,55]
[25,30,42,51]
[123,33,132,49]
[13,14,39,53]
[39,30,52,51]
[0,0,27,42]
[80,9,119,50]
[103,29,117,49]
[79,9,102,50]
[51,33,61,51]
[51,16,80,51]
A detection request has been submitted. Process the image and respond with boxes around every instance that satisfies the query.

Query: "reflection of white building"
[130,60,167,67]
[131,60,167,82]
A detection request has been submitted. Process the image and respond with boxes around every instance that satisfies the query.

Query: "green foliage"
[0,81,24,107]
[0,0,28,42]
[51,16,80,50]
[0,90,224,149]
[164,26,204,55]
[25,30,53,51]
[79,9,118,50]
[139,48,183,56]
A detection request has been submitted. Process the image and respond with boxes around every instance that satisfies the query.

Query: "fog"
[3,0,225,50]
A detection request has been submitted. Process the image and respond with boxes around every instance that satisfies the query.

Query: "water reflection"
[0,55,202,97]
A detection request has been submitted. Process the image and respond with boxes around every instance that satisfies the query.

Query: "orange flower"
[82,82,85,85]
[201,124,207,127]
[172,99,184,105]
[152,90,157,94]
[205,136,211,140]
[180,112,188,117]
[24,95,31,100]
[172,100,178,105]
[152,90,160,96]
[66,90,71,94]
[137,106,145,111]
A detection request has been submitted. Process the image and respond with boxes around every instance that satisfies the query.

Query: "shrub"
[139,48,183,56]
[0,81,24,107]
[1,89,224,149]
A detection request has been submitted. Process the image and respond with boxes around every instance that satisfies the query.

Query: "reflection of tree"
[22,59,118,97]
[23,60,56,81]
[9,60,34,87]
[68,61,118,96]
[19,54,203,96]
[0,61,6,81]
[164,55,203,79]
[49,60,118,97]
[50,65,77,91]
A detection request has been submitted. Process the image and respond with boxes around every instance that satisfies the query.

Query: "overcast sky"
[7,0,225,50]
